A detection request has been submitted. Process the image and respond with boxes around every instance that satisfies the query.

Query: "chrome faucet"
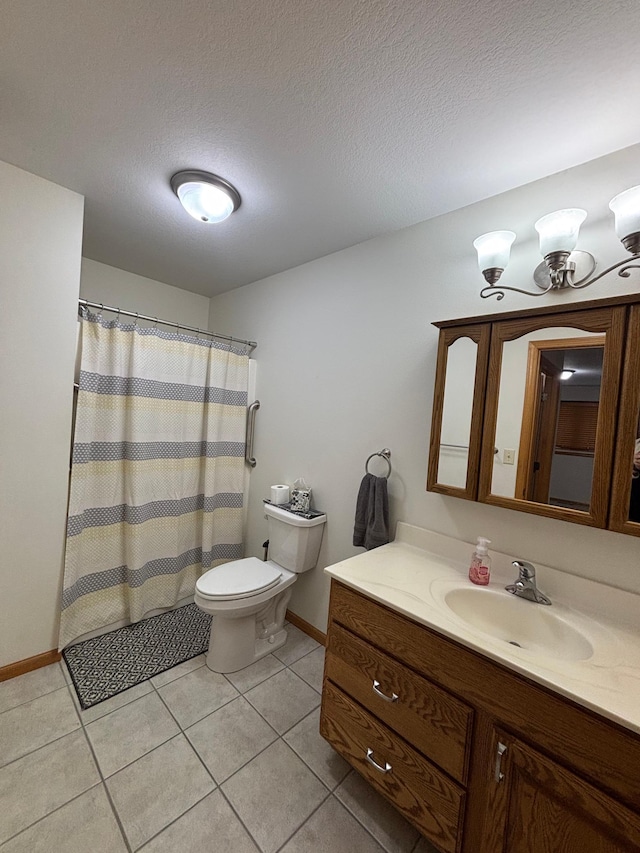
[506,560,552,605]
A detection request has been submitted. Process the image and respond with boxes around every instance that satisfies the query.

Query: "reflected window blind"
[555,401,598,455]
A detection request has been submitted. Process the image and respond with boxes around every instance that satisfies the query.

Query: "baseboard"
[285,609,326,647]
[0,649,62,682]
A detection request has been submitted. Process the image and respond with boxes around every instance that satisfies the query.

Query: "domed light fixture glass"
[473,186,640,300]
[472,231,516,285]
[170,170,241,224]
[609,185,640,253]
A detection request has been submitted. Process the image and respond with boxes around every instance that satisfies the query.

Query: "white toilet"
[194,502,326,673]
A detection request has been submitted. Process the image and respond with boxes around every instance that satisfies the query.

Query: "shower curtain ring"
[134,312,139,328]
[116,307,121,323]
[154,317,158,329]
[98,303,104,318]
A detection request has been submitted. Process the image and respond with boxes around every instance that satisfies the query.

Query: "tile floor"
[0,624,438,853]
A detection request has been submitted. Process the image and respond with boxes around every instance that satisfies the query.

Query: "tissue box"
[290,488,311,512]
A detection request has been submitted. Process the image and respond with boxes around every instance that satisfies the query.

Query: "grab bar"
[245,400,260,467]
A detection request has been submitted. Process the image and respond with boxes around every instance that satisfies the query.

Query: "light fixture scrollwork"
[475,186,640,300]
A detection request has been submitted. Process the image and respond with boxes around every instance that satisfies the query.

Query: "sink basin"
[443,588,593,661]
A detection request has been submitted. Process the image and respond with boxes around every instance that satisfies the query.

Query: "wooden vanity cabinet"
[480,728,640,853]
[320,580,640,853]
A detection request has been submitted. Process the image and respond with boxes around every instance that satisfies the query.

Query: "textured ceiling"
[2,0,639,296]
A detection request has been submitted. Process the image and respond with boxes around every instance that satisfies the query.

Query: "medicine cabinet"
[427,294,640,537]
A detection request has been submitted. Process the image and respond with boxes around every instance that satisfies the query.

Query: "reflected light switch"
[503,449,515,465]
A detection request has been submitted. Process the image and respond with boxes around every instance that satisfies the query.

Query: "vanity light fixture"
[170,170,241,224]
[560,369,575,381]
[474,186,640,300]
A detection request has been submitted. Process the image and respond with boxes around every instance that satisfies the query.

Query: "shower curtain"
[59,311,249,649]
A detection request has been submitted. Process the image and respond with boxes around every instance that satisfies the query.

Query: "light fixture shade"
[609,185,640,241]
[170,170,241,224]
[473,231,516,272]
[534,209,587,256]
[560,369,575,380]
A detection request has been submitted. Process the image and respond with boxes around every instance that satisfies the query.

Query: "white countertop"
[325,523,640,736]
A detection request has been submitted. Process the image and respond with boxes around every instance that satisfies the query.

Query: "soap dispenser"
[469,537,491,586]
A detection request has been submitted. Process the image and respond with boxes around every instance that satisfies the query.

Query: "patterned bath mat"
[63,603,212,709]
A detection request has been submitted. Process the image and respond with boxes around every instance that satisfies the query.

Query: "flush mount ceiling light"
[473,186,640,300]
[560,369,576,381]
[170,170,241,224]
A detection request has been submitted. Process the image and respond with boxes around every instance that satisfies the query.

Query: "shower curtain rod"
[78,299,257,352]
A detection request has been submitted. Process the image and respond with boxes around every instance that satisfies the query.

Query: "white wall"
[81,259,210,328]
[208,143,640,634]
[0,162,84,667]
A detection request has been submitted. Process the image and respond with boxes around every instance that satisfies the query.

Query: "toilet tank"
[264,503,326,573]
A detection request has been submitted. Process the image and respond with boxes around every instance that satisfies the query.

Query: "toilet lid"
[196,558,283,600]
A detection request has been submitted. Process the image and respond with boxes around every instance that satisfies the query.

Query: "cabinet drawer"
[326,623,472,784]
[330,581,444,673]
[320,681,465,853]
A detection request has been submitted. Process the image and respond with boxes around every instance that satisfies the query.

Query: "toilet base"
[203,584,293,674]
[205,618,289,673]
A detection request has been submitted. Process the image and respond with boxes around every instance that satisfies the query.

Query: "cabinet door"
[610,304,640,535]
[427,323,490,500]
[477,307,626,528]
[479,728,640,853]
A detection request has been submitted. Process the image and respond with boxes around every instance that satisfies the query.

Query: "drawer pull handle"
[494,741,507,783]
[366,748,392,774]
[372,680,398,703]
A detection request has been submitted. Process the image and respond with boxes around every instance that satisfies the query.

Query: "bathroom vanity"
[319,525,640,852]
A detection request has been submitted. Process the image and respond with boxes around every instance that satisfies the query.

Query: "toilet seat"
[196,558,283,601]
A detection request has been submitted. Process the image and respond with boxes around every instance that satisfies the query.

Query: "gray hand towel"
[353,473,390,550]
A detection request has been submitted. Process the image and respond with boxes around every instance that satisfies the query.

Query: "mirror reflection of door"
[515,338,604,510]
[492,328,606,507]
[516,352,561,503]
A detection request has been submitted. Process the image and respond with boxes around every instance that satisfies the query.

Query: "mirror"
[491,328,604,511]
[428,323,490,500]
[437,336,477,489]
[429,302,634,532]
[477,305,625,529]
[608,304,640,535]
[630,417,640,523]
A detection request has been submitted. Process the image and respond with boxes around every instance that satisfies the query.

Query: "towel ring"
[365,448,391,479]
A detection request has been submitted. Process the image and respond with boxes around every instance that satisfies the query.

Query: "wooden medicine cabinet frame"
[427,323,491,500]
[610,304,640,534]
[478,307,624,528]
[428,293,640,537]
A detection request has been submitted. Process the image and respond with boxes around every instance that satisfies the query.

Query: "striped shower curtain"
[59,311,249,649]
